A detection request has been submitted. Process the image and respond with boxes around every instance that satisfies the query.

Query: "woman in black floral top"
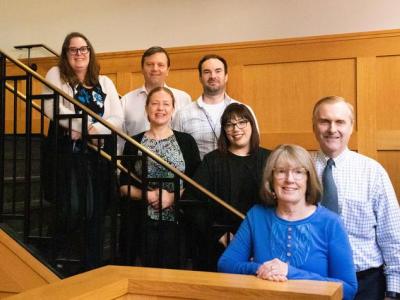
[120,87,200,268]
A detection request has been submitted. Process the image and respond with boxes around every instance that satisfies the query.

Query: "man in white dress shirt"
[312,96,400,300]
[120,46,191,152]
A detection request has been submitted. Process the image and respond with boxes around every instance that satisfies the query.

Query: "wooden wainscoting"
[5,28,400,200]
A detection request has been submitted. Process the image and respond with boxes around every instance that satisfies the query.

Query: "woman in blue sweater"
[218,144,357,300]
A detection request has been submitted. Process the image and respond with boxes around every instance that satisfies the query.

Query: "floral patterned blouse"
[135,134,185,221]
[73,83,106,123]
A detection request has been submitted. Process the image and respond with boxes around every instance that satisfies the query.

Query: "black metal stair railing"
[14,44,59,72]
[14,43,60,57]
[0,49,245,277]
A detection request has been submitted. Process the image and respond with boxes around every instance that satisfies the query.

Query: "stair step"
[2,176,42,210]
[3,135,42,178]
[4,175,41,182]
[4,159,41,177]
[4,135,42,158]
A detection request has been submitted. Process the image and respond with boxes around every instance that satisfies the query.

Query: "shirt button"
[288,227,292,231]
[288,235,292,239]
[287,244,291,247]
[287,252,291,257]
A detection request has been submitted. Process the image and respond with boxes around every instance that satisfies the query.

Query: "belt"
[356,266,383,279]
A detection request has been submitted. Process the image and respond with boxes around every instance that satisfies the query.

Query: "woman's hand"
[147,190,160,208]
[88,125,102,146]
[160,189,175,209]
[146,189,175,210]
[70,130,81,141]
[256,258,288,282]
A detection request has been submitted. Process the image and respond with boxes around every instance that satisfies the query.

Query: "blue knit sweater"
[218,204,357,300]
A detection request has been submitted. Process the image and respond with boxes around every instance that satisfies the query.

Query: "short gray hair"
[312,96,355,124]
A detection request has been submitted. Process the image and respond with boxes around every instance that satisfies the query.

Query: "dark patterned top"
[135,134,185,221]
[73,84,106,123]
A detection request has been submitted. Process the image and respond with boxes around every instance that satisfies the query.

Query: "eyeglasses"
[273,167,308,181]
[67,46,90,55]
[224,120,248,132]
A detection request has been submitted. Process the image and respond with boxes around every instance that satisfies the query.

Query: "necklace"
[200,96,229,141]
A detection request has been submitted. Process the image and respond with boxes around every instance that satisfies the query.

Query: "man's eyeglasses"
[68,46,90,55]
[273,167,308,181]
[224,120,248,132]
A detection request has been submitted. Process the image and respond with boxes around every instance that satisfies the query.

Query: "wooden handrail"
[1,51,245,219]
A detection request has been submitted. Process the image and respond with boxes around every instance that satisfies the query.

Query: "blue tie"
[321,158,339,213]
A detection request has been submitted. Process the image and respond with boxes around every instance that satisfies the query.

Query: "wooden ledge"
[8,265,342,299]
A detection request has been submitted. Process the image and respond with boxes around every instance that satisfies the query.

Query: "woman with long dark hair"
[43,32,123,272]
[190,103,270,270]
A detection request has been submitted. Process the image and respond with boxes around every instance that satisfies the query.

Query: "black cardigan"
[119,130,201,188]
[190,147,271,226]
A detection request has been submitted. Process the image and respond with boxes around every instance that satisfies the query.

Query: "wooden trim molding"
[377,130,400,150]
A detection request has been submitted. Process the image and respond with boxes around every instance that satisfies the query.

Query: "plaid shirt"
[313,148,400,293]
[172,95,238,159]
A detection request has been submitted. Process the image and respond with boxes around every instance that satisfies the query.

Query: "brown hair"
[260,144,322,206]
[218,103,259,154]
[58,32,100,87]
[141,46,170,68]
[198,54,228,76]
[145,86,175,108]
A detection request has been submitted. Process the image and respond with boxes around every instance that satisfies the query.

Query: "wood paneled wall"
[5,29,400,200]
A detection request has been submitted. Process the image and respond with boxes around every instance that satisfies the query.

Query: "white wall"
[1,0,400,59]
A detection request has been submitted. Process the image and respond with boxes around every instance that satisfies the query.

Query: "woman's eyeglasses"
[67,46,90,55]
[273,167,308,181]
[224,120,248,132]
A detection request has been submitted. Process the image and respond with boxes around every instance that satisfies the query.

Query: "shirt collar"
[317,147,350,166]
[196,93,232,108]
[138,83,170,96]
[138,86,147,96]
